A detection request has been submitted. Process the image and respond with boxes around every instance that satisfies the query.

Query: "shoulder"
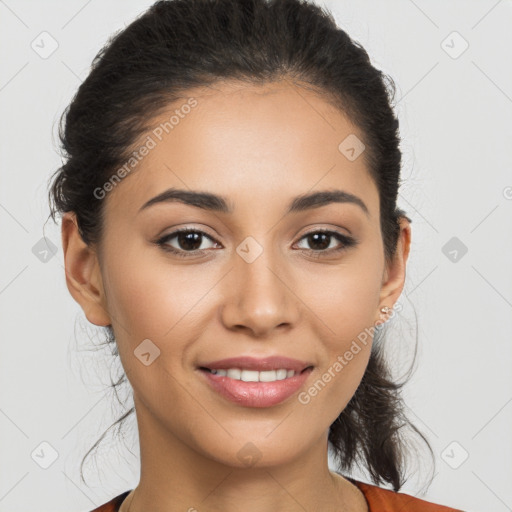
[350,478,465,512]
[89,490,131,512]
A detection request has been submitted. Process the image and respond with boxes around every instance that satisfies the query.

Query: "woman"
[48,0,464,510]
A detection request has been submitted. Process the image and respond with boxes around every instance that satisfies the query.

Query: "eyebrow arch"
[138,187,369,217]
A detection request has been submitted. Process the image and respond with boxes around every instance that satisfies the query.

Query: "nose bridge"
[221,235,298,335]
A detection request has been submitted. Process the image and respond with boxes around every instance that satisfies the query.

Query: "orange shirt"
[89,478,464,511]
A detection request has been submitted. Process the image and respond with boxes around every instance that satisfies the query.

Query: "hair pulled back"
[48,0,433,492]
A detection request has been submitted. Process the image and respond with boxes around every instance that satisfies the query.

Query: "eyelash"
[155,227,359,258]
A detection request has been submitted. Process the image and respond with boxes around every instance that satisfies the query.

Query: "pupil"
[309,233,329,250]
[178,232,202,251]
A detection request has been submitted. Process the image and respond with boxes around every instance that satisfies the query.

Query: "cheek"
[100,246,219,408]
[294,253,382,410]
[299,255,383,338]
[101,241,215,339]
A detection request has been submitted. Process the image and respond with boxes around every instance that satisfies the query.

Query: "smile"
[198,366,314,407]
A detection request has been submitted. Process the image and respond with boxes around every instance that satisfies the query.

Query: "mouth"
[197,362,315,408]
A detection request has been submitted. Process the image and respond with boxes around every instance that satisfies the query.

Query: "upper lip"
[198,356,314,373]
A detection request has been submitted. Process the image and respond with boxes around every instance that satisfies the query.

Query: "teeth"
[226,369,240,379]
[209,368,297,382]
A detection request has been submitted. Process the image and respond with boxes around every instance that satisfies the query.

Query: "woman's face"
[63,80,409,470]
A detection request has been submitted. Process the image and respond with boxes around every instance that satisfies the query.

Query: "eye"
[155,228,219,257]
[155,227,358,259]
[294,229,358,256]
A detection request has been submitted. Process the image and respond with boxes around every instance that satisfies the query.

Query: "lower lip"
[198,367,314,408]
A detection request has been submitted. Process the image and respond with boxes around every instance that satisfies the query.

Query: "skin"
[61,80,411,512]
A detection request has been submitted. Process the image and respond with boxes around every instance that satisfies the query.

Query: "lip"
[197,356,314,408]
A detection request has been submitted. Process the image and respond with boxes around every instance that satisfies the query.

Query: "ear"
[61,211,111,327]
[375,216,411,323]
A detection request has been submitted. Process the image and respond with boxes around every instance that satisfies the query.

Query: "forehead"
[103,80,378,221]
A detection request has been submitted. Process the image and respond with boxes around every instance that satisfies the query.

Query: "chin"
[204,436,307,470]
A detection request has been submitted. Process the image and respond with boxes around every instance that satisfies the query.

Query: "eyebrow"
[138,187,369,217]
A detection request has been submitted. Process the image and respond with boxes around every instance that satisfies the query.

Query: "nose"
[220,247,301,337]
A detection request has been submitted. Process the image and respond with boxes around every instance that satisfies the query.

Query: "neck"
[120,397,368,512]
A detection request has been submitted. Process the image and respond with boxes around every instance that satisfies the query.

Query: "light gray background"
[1,1,511,511]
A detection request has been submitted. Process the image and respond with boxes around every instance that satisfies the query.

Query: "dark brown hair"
[47,0,434,492]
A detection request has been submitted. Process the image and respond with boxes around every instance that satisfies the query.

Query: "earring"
[377,306,393,326]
